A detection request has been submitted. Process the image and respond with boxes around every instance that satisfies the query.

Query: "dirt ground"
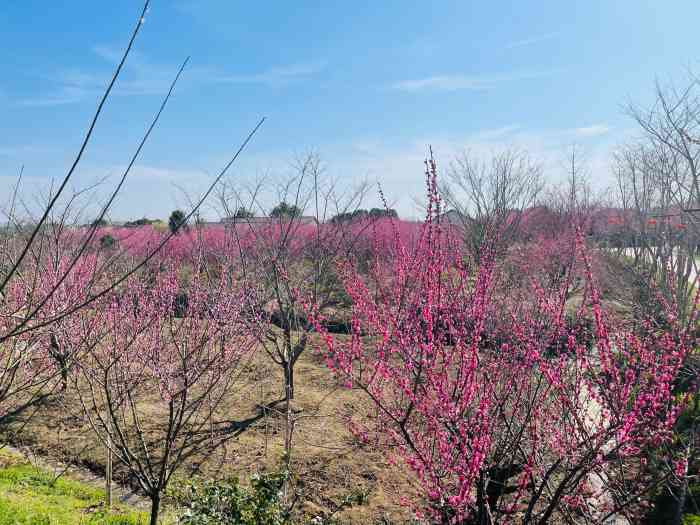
[0,339,418,524]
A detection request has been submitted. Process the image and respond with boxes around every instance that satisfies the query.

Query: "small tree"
[614,74,700,321]
[74,265,259,525]
[230,155,369,403]
[222,153,370,507]
[270,202,301,219]
[168,209,187,234]
[99,234,116,250]
[441,148,543,261]
[234,207,255,219]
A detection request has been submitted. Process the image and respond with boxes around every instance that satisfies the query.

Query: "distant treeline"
[329,208,398,224]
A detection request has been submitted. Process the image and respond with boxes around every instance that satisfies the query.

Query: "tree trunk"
[284,363,294,400]
[149,492,161,525]
[476,470,494,525]
[671,481,688,525]
[60,365,69,392]
[105,432,112,509]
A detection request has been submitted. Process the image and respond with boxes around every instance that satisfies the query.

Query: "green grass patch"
[0,449,149,525]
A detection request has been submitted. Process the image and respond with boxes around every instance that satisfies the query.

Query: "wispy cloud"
[214,61,327,87]
[390,69,561,93]
[17,86,91,107]
[91,44,127,64]
[16,73,170,107]
[16,46,176,107]
[471,125,522,140]
[506,32,560,49]
[573,124,610,137]
[16,45,325,107]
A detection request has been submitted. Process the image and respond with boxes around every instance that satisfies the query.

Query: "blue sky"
[1,1,699,220]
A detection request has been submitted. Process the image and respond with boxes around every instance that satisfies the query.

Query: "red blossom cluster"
[309,161,695,523]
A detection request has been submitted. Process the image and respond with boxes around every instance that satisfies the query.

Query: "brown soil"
[0,342,417,524]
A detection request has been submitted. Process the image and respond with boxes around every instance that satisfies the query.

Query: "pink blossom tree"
[73,263,259,525]
[311,158,695,524]
[0,0,262,437]
[34,253,103,392]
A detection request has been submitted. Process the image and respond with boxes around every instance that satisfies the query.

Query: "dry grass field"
[0,336,418,524]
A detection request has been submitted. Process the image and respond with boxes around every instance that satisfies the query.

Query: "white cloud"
[17,86,93,107]
[391,75,491,92]
[573,124,610,137]
[16,44,325,107]
[318,125,620,218]
[390,69,562,92]
[0,124,621,222]
[470,125,522,140]
[214,61,327,87]
[16,46,176,107]
[71,164,215,220]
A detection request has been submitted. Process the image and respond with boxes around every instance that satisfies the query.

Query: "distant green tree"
[234,207,255,219]
[368,207,398,219]
[99,234,116,250]
[330,209,369,224]
[91,218,108,227]
[124,217,158,228]
[169,209,187,234]
[270,202,301,218]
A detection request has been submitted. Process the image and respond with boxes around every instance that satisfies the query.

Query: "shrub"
[329,209,368,224]
[99,234,116,250]
[171,472,287,525]
[683,514,700,525]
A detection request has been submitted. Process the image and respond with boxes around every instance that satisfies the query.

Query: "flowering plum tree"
[73,264,259,525]
[36,253,102,392]
[0,0,263,445]
[311,158,695,524]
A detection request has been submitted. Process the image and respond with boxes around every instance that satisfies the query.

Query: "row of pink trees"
[2,237,261,525]
[310,159,695,524]
[2,146,695,523]
[0,0,263,453]
[0,157,694,523]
